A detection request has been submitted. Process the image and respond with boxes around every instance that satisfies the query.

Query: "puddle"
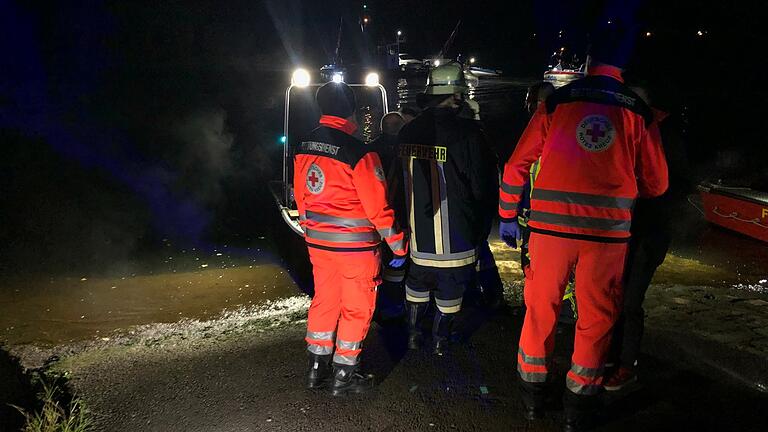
[0,260,298,346]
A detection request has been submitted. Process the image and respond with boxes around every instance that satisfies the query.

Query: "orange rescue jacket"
[499,65,669,242]
[294,115,407,255]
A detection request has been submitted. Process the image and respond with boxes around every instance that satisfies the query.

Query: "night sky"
[1,0,766,275]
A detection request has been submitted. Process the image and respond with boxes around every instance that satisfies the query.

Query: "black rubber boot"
[519,379,548,421]
[306,353,332,389]
[406,301,427,350]
[432,311,456,356]
[330,364,374,396]
[563,390,599,432]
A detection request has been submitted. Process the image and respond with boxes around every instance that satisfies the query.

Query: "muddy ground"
[4,238,768,431]
[45,299,768,432]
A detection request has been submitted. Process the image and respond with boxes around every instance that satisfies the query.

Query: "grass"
[13,380,91,432]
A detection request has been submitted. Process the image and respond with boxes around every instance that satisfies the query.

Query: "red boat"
[698,182,768,243]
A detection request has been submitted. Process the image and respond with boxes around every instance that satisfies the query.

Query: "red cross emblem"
[585,123,606,143]
[306,163,325,194]
[576,115,615,152]
[308,171,320,187]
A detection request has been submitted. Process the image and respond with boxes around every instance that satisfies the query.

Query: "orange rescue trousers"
[518,232,627,397]
[305,248,381,366]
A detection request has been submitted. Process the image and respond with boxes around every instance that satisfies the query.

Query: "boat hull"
[543,70,585,88]
[699,184,768,243]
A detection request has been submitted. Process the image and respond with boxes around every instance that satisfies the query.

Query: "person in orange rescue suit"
[498,30,669,430]
[294,82,407,396]
[399,62,498,356]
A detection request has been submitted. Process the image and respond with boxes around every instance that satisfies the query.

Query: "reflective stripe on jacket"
[293,116,407,255]
[499,65,668,242]
[398,107,498,267]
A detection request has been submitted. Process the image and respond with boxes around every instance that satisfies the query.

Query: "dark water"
[1,73,766,346]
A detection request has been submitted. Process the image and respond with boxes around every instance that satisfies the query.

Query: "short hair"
[316,82,356,118]
[399,106,420,117]
[380,112,405,135]
[537,82,555,101]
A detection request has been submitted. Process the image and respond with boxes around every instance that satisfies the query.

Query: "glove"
[499,220,522,249]
[388,256,407,268]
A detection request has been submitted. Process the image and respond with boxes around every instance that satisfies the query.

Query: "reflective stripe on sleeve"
[529,211,631,232]
[305,211,374,228]
[501,182,523,195]
[378,227,396,238]
[531,189,635,209]
[386,238,406,252]
[499,200,518,211]
[305,229,381,243]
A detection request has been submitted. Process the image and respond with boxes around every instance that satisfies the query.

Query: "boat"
[468,66,502,77]
[269,69,391,235]
[543,46,585,87]
[543,68,585,88]
[319,18,347,83]
[698,182,768,243]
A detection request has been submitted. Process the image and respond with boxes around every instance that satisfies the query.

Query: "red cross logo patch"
[306,163,325,194]
[576,115,615,153]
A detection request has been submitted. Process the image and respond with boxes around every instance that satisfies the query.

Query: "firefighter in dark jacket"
[294,82,407,396]
[399,62,499,355]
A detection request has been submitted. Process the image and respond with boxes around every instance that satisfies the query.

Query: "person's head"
[316,81,357,121]
[380,112,405,137]
[586,20,636,71]
[525,82,555,114]
[399,106,419,123]
[421,62,468,109]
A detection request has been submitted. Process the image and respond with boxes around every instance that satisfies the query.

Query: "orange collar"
[319,115,358,135]
[588,64,624,83]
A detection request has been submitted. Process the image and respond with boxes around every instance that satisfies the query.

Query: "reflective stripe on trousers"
[405,285,430,303]
[306,330,335,355]
[517,348,548,383]
[435,297,462,313]
[566,363,604,395]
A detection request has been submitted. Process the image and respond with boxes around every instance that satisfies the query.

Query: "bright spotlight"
[697,30,704,36]
[397,30,402,36]
[469,57,476,64]
[291,68,310,87]
[332,73,343,83]
[280,135,287,144]
[365,72,379,87]
[434,60,440,66]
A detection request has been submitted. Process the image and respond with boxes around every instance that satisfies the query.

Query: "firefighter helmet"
[425,62,468,95]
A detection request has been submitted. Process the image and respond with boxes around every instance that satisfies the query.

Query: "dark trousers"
[609,228,670,367]
[376,245,407,320]
[474,240,504,306]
